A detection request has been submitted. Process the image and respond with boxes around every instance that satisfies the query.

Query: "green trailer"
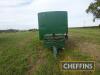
[38,11,68,57]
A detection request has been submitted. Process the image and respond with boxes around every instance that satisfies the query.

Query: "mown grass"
[0,27,100,75]
[0,31,39,75]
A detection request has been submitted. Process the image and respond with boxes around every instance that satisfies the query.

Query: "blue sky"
[0,0,99,30]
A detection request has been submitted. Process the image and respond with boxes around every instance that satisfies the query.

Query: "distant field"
[0,27,100,75]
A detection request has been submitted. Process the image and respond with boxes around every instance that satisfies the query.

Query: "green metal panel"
[43,34,66,48]
[38,11,68,40]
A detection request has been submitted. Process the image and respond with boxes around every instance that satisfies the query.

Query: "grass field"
[0,27,100,75]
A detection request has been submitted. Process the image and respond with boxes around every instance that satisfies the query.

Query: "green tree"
[86,0,100,22]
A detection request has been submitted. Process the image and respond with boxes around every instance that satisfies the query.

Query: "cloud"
[0,0,32,7]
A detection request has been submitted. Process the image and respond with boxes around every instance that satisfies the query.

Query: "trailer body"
[38,11,68,57]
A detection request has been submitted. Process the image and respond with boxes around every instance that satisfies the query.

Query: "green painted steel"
[43,34,66,48]
[38,11,68,40]
[53,46,57,58]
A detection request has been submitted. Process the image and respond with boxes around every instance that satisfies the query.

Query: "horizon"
[0,26,99,30]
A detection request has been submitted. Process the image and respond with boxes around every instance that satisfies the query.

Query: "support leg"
[53,46,57,58]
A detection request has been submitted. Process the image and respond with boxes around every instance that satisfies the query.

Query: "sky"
[0,0,99,30]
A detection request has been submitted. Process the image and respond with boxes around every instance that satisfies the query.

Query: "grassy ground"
[0,27,100,75]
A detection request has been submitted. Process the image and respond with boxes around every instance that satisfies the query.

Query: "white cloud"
[0,0,32,7]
